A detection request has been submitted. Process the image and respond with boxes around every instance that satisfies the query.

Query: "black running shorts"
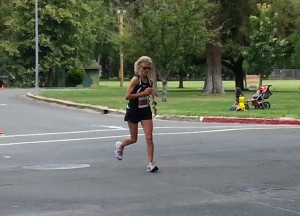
[124,107,152,124]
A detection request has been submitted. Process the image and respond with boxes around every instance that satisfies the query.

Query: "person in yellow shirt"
[236,95,246,111]
[231,87,245,111]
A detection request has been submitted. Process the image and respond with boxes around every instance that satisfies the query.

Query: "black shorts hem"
[124,107,152,123]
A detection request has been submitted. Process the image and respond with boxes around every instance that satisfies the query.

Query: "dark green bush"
[66,67,85,87]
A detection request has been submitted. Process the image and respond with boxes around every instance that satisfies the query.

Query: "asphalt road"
[1,89,300,216]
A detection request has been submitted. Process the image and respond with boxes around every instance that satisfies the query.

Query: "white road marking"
[1,128,127,138]
[0,126,298,147]
[153,125,290,129]
[0,125,259,138]
[0,134,128,146]
[92,125,127,130]
[0,104,7,106]
[23,164,90,170]
[249,201,300,215]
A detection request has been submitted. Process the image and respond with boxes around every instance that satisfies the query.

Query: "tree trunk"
[234,71,244,90]
[222,56,245,90]
[178,74,184,88]
[45,70,54,87]
[259,74,263,87]
[202,0,224,95]
[156,69,170,102]
[203,64,213,93]
[203,43,224,94]
[233,59,244,90]
[161,79,168,102]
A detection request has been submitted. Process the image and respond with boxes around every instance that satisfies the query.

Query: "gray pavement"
[0,89,299,216]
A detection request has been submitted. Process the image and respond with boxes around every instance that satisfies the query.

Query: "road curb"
[26,93,300,125]
[202,117,300,125]
[26,93,125,115]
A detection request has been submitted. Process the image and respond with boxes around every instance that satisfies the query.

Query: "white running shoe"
[147,163,158,172]
[115,141,123,160]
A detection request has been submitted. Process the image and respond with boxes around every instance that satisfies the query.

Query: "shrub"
[66,67,85,87]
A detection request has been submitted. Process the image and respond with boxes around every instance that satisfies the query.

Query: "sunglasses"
[142,66,152,71]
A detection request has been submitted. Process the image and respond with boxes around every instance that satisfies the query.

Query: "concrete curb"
[202,116,300,125]
[26,93,125,115]
[26,93,300,125]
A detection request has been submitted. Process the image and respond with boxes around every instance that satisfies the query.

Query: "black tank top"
[127,75,152,110]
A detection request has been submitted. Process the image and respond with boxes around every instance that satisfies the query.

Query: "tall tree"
[291,18,300,68]
[119,0,215,100]
[245,3,287,86]
[39,0,98,86]
[220,0,258,90]
[220,0,299,89]
[0,1,13,77]
[203,0,224,94]
[1,0,110,87]
[271,0,300,69]
[93,0,119,79]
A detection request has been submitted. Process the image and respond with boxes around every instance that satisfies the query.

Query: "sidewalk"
[26,93,300,125]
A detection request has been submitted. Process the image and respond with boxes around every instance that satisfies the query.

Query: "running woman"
[115,56,158,172]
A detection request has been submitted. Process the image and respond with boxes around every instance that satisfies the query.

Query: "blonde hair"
[134,56,153,74]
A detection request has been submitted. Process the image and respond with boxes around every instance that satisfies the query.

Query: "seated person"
[230,87,244,110]
[236,96,246,111]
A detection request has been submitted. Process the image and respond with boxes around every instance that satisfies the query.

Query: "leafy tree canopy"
[119,0,216,80]
[1,0,111,86]
[245,3,287,84]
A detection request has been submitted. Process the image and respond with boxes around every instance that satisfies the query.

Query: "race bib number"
[138,96,149,108]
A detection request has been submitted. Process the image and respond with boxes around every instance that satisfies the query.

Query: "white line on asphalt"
[91,125,127,130]
[153,125,289,129]
[0,134,128,146]
[0,126,298,147]
[153,126,300,136]
[1,128,127,138]
[0,125,286,139]
[0,104,7,106]
[249,201,300,215]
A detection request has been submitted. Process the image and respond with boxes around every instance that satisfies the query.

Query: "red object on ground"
[202,117,300,125]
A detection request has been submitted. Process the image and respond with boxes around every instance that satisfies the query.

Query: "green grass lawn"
[39,80,300,119]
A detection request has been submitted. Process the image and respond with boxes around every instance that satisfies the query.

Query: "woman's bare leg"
[141,119,154,163]
[121,121,138,148]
